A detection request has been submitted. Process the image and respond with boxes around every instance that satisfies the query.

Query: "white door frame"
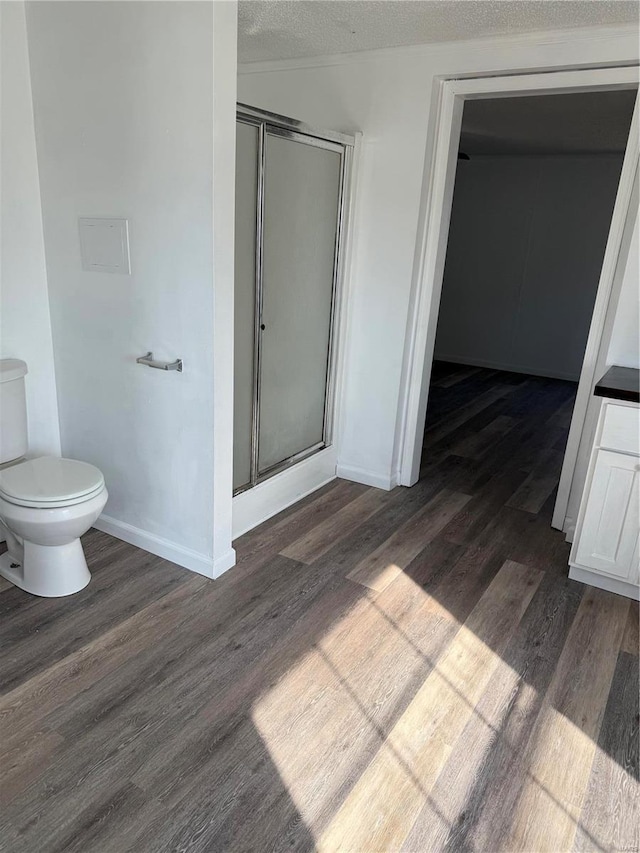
[396,65,639,533]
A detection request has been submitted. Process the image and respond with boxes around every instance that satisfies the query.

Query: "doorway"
[396,67,639,536]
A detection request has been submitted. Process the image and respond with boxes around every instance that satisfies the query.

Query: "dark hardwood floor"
[1,363,638,852]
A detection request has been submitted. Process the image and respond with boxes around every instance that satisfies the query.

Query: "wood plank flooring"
[0,362,638,853]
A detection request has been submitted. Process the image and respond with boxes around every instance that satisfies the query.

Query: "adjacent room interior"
[422,89,636,516]
[1,2,639,851]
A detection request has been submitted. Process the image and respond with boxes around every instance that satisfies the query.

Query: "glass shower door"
[257,129,343,475]
[233,110,349,495]
[233,120,259,492]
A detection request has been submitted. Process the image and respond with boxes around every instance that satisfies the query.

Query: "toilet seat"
[0,456,105,509]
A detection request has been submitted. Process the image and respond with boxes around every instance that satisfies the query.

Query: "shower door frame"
[234,104,356,496]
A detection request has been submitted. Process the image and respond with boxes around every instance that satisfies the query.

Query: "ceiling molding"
[238,22,639,75]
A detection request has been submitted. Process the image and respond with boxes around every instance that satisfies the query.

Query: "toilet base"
[0,539,91,597]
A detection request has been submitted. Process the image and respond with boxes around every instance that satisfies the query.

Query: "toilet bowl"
[0,456,108,597]
[0,359,108,597]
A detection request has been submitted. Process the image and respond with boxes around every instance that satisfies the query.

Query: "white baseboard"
[562,517,577,543]
[212,547,237,578]
[569,565,640,601]
[434,353,580,383]
[232,447,337,539]
[93,514,230,579]
[336,462,398,491]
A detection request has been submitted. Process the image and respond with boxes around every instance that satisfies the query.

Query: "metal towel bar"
[136,352,183,372]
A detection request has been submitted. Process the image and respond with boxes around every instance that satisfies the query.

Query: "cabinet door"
[575,449,640,580]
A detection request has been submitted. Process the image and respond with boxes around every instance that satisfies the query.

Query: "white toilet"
[0,359,108,597]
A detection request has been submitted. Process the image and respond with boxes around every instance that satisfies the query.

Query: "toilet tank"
[0,359,29,464]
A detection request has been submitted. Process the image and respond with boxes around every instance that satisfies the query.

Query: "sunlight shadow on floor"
[250,560,636,852]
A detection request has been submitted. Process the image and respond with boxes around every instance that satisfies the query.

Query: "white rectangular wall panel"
[78,217,130,274]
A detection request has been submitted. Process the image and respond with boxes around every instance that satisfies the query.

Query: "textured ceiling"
[459,89,637,155]
[238,0,640,64]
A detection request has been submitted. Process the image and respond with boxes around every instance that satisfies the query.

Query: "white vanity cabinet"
[569,398,640,600]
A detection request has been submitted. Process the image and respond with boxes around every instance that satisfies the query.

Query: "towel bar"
[136,352,183,372]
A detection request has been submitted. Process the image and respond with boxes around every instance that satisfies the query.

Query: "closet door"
[258,130,343,475]
[233,120,259,492]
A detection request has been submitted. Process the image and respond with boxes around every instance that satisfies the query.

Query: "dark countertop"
[594,366,640,404]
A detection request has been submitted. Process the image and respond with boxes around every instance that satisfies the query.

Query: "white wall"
[211,1,239,574]
[26,1,235,575]
[608,211,639,368]
[239,26,639,488]
[0,2,60,457]
[434,154,624,381]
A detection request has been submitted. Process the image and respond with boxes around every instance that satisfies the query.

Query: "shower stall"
[233,105,355,495]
